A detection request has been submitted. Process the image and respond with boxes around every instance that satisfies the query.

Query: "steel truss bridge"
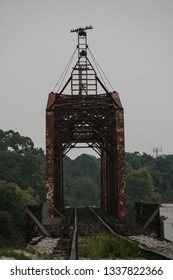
[46,26,126,219]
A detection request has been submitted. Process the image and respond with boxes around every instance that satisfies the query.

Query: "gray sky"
[1,0,173,158]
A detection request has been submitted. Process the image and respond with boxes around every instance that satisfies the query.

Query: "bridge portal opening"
[46,26,126,219]
[63,147,101,208]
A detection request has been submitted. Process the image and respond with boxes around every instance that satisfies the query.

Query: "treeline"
[0,129,173,247]
[126,152,173,207]
[63,152,173,212]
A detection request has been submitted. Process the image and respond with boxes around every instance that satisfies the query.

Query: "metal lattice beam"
[46,92,126,219]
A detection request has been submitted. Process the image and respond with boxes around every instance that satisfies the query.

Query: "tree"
[63,154,101,206]
[126,167,161,206]
[0,129,34,154]
[0,129,45,202]
[72,154,100,181]
[0,180,38,246]
[64,176,100,206]
[125,152,142,169]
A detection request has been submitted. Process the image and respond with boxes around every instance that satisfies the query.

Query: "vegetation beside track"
[78,234,140,259]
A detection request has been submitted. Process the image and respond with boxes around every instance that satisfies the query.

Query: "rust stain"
[46,92,126,219]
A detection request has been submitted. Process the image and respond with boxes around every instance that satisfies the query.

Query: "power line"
[52,47,77,92]
[88,47,114,92]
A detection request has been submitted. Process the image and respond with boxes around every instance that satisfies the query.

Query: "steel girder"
[46,91,126,219]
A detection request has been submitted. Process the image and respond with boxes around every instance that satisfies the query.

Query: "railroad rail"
[90,207,173,260]
[27,207,173,260]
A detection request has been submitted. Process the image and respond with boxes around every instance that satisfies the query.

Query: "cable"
[52,47,77,92]
[88,48,114,92]
[88,49,108,91]
[89,50,109,91]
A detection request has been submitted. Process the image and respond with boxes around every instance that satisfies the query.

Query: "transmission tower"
[153,147,162,157]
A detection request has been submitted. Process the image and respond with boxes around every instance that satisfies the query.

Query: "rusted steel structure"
[46,26,126,219]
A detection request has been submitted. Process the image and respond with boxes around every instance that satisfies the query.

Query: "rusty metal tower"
[71,25,97,95]
[46,26,126,219]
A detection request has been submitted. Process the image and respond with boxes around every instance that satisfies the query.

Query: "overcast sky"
[1,0,173,158]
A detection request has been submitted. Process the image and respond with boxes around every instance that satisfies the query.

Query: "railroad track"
[53,207,173,260]
[90,207,173,260]
[53,207,109,259]
[26,207,173,260]
[89,208,173,260]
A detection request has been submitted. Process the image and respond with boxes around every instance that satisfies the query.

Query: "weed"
[79,234,139,259]
[0,249,30,260]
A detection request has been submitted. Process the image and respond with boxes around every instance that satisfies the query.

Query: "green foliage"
[65,176,100,206]
[0,129,34,154]
[79,234,139,259]
[127,167,161,203]
[0,129,45,248]
[0,249,30,259]
[63,154,101,206]
[0,180,38,247]
[126,152,173,202]
[0,211,14,246]
[126,152,173,222]
[0,129,45,201]
[64,151,173,211]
